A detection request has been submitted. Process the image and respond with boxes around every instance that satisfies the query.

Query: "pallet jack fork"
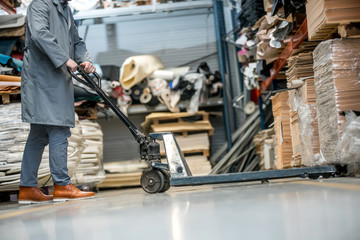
[70,66,337,194]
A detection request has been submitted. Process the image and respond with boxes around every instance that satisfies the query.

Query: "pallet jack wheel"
[141,169,165,194]
[158,170,171,193]
[322,173,333,178]
[308,173,320,180]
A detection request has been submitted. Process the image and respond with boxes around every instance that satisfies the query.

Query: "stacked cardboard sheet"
[253,128,275,170]
[288,90,301,167]
[313,38,360,163]
[286,52,314,88]
[271,91,293,169]
[306,0,360,41]
[294,79,320,166]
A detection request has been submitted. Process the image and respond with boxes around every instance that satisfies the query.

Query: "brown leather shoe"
[53,184,95,202]
[18,186,53,204]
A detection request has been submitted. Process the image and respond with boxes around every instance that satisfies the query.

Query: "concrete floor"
[0,177,359,240]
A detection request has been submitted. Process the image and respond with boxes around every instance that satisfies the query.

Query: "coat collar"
[52,0,69,26]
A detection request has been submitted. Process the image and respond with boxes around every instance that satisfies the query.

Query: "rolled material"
[120,55,164,90]
[148,78,167,96]
[158,88,180,113]
[140,87,159,106]
[149,70,174,80]
[122,88,132,96]
[130,79,147,102]
[111,81,120,89]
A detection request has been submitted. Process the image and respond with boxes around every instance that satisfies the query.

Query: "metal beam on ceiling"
[77,7,212,26]
[74,0,213,24]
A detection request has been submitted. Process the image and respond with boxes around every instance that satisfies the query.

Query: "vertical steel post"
[258,95,265,129]
[213,0,232,150]
[228,0,244,95]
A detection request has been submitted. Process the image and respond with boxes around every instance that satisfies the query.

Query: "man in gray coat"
[19,0,96,204]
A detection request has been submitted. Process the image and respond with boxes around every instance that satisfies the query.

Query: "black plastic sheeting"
[238,0,266,29]
[100,65,120,81]
[271,0,306,18]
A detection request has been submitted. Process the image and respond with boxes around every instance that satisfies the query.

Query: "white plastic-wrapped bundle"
[336,112,360,175]
[72,120,105,185]
[0,103,83,191]
[313,39,360,164]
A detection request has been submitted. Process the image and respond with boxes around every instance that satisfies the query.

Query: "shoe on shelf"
[18,186,53,204]
[53,184,95,202]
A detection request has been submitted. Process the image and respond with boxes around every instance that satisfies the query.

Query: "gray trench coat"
[21,0,91,128]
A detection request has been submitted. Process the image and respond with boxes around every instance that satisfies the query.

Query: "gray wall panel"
[78,8,228,163]
[78,11,219,71]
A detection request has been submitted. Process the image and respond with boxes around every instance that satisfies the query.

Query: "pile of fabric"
[0,103,104,191]
[234,0,307,89]
[86,55,224,116]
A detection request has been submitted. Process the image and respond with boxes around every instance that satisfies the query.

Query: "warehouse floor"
[0,177,359,240]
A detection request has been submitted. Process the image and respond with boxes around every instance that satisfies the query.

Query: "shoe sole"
[18,200,53,204]
[53,196,95,202]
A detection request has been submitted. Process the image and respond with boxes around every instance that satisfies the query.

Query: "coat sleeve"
[27,1,69,69]
[71,17,92,64]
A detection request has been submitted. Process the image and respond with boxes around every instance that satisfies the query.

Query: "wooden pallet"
[141,111,210,132]
[97,161,148,189]
[97,172,142,188]
[0,86,21,104]
[151,121,214,136]
[158,133,210,157]
[338,23,360,38]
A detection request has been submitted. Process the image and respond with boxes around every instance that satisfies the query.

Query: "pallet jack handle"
[68,66,155,156]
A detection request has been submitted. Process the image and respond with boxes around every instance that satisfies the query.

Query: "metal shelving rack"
[260,18,308,92]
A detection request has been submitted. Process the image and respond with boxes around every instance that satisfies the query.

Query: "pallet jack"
[70,66,337,194]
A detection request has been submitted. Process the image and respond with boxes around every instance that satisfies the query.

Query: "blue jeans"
[20,124,72,187]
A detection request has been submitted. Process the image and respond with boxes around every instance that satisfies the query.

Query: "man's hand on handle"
[66,58,78,72]
[80,61,96,73]
[66,59,96,74]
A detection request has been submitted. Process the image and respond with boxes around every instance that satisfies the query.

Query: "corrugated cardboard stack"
[271,91,293,169]
[294,78,320,166]
[286,52,314,88]
[313,38,360,164]
[285,46,321,167]
[253,128,275,170]
[287,90,301,167]
[306,0,360,41]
